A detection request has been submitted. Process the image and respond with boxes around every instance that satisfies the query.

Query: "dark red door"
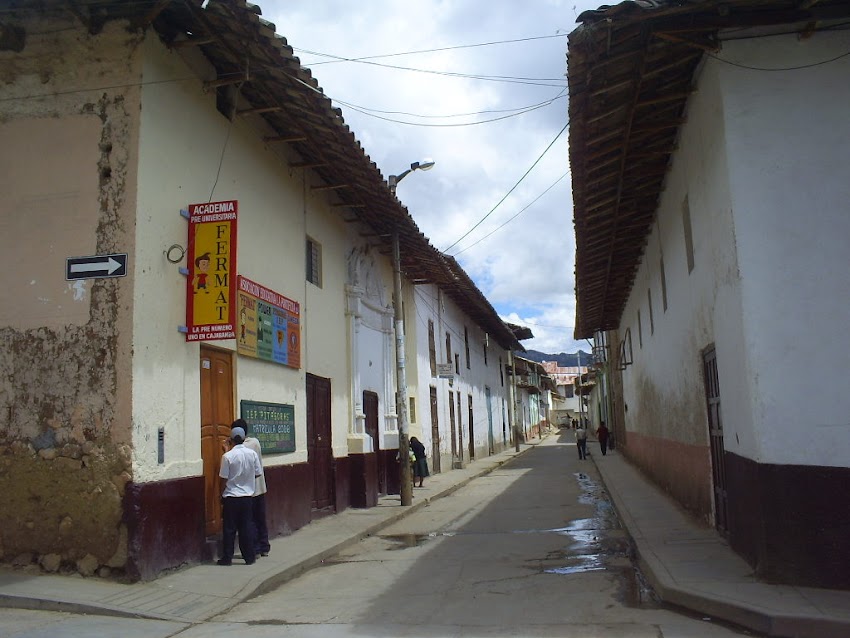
[429,386,440,474]
[307,374,334,513]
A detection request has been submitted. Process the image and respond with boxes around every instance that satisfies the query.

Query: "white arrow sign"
[70,257,123,275]
[66,253,128,280]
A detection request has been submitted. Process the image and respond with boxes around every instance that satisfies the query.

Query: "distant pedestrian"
[575,423,588,460]
[233,419,271,557]
[596,421,610,456]
[218,425,262,566]
[410,436,429,487]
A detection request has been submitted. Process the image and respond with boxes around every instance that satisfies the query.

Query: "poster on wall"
[240,400,296,454]
[185,200,238,341]
[236,275,301,369]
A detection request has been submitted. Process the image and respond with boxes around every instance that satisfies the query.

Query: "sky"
[258,0,602,354]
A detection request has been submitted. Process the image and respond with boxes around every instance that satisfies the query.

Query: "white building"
[569,0,850,590]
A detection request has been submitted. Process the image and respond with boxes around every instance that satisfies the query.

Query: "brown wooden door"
[468,394,475,460]
[200,346,234,536]
[429,386,440,474]
[307,374,334,513]
[448,390,457,461]
[363,391,386,495]
[457,392,464,465]
[703,347,729,536]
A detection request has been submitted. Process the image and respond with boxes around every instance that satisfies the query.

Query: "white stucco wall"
[407,285,511,469]
[132,33,352,480]
[617,29,850,469]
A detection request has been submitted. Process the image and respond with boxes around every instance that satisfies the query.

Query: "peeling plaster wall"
[617,51,742,518]
[0,15,141,575]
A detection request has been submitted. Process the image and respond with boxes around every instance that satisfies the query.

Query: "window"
[306,237,322,287]
[455,353,460,375]
[446,332,452,364]
[464,326,470,369]
[660,256,668,312]
[428,320,437,377]
[683,196,695,273]
[648,288,654,335]
[409,397,416,423]
[637,310,643,348]
[483,339,488,366]
[499,358,504,387]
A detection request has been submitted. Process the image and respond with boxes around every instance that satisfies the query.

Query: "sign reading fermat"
[185,200,238,341]
[240,400,295,454]
[237,275,301,369]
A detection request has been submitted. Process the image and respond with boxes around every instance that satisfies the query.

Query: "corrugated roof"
[569,0,850,338]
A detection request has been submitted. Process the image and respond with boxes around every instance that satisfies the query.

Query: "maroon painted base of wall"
[725,452,850,590]
[623,431,712,520]
[382,450,401,495]
[349,453,378,508]
[334,455,351,513]
[265,462,313,536]
[124,477,206,582]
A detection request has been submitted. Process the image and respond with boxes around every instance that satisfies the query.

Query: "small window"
[455,353,460,375]
[409,397,416,423]
[428,320,437,377]
[483,340,488,366]
[499,358,504,387]
[464,326,470,369]
[446,332,452,364]
[660,256,668,312]
[637,310,643,348]
[648,288,654,335]
[683,196,695,274]
[306,237,322,287]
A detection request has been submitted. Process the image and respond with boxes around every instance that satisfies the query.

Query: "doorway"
[200,346,234,536]
[468,394,475,460]
[703,347,729,536]
[429,386,440,474]
[307,374,334,515]
[363,391,386,495]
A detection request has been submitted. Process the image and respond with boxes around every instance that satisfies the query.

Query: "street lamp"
[388,158,435,195]
[389,158,435,507]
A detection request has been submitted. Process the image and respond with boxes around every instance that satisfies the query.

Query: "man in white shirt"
[233,418,271,557]
[218,425,262,566]
[575,423,588,460]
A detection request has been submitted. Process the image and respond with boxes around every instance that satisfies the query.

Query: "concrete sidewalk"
[1,432,849,638]
[589,440,850,638]
[0,441,534,624]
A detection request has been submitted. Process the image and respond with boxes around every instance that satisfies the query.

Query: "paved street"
[0,435,756,637]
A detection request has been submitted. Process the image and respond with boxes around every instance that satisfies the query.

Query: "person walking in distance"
[596,421,610,457]
[218,425,262,566]
[232,419,271,558]
[575,422,588,460]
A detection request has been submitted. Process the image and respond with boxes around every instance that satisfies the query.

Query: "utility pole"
[392,233,412,506]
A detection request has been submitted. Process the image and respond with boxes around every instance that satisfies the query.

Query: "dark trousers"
[600,439,608,456]
[252,493,270,554]
[577,439,587,459]
[222,496,256,563]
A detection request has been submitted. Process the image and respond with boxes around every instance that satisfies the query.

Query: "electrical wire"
[296,33,569,66]
[450,172,570,256]
[441,121,569,254]
[707,47,850,71]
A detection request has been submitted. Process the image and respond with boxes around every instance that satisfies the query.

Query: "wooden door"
[448,390,457,461]
[703,347,729,536]
[456,392,464,465]
[200,347,234,536]
[429,386,440,474]
[363,391,386,495]
[486,386,494,455]
[468,394,475,460]
[307,374,334,513]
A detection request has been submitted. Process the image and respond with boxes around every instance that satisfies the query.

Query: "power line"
[296,33,569,66]
[441,121,569,253]
[450,172,570,256]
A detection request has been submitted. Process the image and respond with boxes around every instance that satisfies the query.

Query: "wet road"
[194,433,754,637]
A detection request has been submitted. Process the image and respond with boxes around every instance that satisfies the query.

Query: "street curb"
[592,452,850,638]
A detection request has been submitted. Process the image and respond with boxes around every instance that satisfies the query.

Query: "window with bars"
[306,237,322,287]
[428,320,437,377]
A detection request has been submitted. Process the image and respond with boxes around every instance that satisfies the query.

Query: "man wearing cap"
[232,418,271,557]
[218,424,262,566]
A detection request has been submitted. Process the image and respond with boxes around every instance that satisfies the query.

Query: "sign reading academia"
[236,275,301,369]
[240,400,295,454]
[185,200,238,342]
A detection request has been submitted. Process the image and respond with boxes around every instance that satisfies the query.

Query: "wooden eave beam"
[332,202,366,208]
[265,134,307,143]
[311,184,350,192]
[204,74,249,91]
[238,105,282,115]
[289,161,329,169]
[171,36,217,49]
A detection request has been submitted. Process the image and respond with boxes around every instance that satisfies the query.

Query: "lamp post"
[389,158,434,507]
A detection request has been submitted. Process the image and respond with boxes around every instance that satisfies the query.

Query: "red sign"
[185,200,238,341]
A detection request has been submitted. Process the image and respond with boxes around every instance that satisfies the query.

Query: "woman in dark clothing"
[596,422,610,456]
[409,436,429,487]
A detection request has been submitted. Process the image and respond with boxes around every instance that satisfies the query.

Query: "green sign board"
[240,400,295,454]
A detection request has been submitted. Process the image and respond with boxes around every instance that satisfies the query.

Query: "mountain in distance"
[522,350,592,367]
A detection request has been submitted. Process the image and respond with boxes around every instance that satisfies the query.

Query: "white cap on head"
[231,426,246,440]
